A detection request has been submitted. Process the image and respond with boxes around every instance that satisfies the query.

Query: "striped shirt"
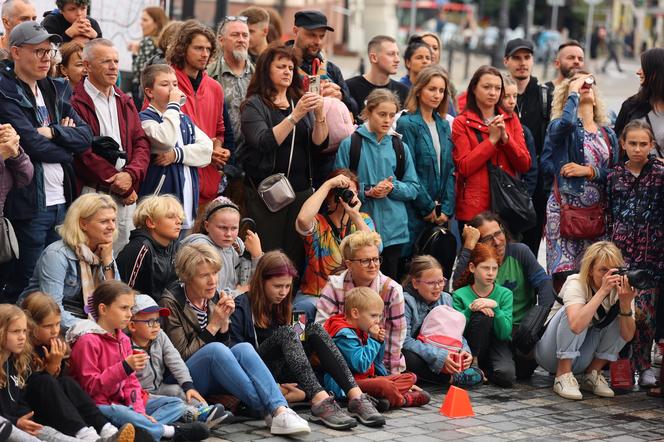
[185,294,209,329]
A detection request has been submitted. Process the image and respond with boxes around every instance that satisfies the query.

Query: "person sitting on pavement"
[535,241,636,401]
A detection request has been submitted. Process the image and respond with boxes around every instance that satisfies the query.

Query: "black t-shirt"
[41,12,103,43]
[346,75,409,118]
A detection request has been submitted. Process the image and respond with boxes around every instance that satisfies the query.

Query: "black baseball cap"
[504,38,534,58]
[294,10,334,32]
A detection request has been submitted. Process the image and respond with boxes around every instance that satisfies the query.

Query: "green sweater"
[452,284,513,341]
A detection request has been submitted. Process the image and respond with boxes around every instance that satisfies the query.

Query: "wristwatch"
[286,114,297,125]
[101,260,115,272]
[618,310,633,317]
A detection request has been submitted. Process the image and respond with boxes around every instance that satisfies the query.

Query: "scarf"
[75,244,102,319]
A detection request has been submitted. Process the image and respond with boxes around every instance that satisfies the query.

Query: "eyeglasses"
[223,15,248,24]
[31,48,58,59]
[131,318,161,328]
[479,230,504,244]
[416,278,447,288]
[348,257,382,267]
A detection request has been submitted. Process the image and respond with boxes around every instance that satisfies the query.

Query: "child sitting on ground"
[323,287,430,409]
[127,294,231,429]
[116,195,184,301]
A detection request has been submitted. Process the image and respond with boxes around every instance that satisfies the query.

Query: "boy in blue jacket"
[323,287,429,409]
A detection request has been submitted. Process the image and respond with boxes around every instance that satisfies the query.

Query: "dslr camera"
[334,188,357,207]
[615,267,651,290]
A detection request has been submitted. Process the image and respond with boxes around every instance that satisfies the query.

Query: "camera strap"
[323,213,349,245]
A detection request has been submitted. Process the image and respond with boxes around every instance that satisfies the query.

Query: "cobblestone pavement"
[208,369,664,441]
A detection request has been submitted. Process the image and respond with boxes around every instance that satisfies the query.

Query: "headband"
[205,203,240,221]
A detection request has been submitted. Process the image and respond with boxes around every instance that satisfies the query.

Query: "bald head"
[2,0,36,37]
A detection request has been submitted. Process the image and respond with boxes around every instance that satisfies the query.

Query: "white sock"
[163,425,175,438]
[100,422,118,438]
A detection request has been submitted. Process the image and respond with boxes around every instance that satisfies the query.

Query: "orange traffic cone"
[439,385,474,418]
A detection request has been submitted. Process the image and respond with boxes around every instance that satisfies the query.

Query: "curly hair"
[0,305,32,389]
[166,19,217,70]
[550,70,609,125]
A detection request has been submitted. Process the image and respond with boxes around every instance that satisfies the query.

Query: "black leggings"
[257,323,357,399]
[26,373,108,436]
[403,349,451,385]
[464,311,515,387]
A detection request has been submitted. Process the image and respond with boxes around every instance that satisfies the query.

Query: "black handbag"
[473,129,536,233]
[513,303,553,354]
[414,223,457,281]
[0,217,19,264]
[92,136,126,165]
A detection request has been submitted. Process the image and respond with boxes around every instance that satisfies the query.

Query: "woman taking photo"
[451,65,530,230]
[20,194,119,328]
[541,71,619,288]
[230,251,385,430]
[607,120,664,388]
[294,169,376,322]
[399,37,433,89]
[159,243,311,436]
[129,6,169,108]
[535,242,636,401]
[240,44,328,269]
[396,66,455,269]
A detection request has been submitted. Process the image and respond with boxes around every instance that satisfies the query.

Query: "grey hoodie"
[182,234,258,298]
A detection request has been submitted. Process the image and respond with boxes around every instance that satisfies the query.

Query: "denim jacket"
[403,287,470,374]
[540,93,619,197]
[19,240,119,328]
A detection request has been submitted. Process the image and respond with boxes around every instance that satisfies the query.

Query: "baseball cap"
[504,38,534,58]
[294,10,334,32]
[9,22,62,48]
[131,294,171,317]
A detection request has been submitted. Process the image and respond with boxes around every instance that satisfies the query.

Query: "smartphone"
[307,75,321,95]
[435,203,442,217]
[292,310,307,342]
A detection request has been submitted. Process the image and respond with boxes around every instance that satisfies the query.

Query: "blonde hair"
[360,89,401,121]
[344,286,384,313]
[175,243,222,282]
[0,305,32,388]
[339,231,382,261]
[405,65,449,115]
[502,73,517,88]
[578,241,624,288]
[57,194,118,249]
[550,72,609,125]
[133,195,185,230]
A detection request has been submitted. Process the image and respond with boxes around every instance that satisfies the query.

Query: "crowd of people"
[0,0,663,440]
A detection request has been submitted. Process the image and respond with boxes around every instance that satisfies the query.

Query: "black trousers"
[380,244,402,281]
[403,349,451,385]
[521,175,548,257]
[464,311,515,387]
[26,373,108,436]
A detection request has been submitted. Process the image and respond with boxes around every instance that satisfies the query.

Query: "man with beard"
[547,41,585,90]
[166,20,230,207]
[289,10,357,116]
[346,35,408,121]
[208,16,254,147]
[238,7,269,65]
[503,38,549,258]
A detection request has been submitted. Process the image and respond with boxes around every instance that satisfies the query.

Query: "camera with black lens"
[615,267,652,290]
[334,188,357,207]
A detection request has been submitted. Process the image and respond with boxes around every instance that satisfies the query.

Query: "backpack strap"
[391,136,405,181]
[349,131,362,174]
[540,84,551,121]
[349,131,406,181]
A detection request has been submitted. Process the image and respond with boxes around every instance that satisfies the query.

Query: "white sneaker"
[270,408,311,436]
[76,426,100,441]
[639,368,659,387]
[581,370,614,397]
[99,423,118,439]
[653,341,663,367]
[553,372,583,400]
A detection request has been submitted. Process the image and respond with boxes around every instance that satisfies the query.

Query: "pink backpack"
[319,97,356,155]
[417,305,466,352]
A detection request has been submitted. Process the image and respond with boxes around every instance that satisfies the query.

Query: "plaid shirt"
[316,270,406,373]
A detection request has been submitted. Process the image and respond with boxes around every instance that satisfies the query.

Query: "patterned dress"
[546,130,610,275]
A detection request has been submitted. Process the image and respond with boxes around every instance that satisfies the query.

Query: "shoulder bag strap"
[285,99,296,178]
[473,127,495,169]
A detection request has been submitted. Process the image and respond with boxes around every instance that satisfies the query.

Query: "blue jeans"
[98,396,185,441]
[13,203,65,287]
[293,292,319,325]
[186,342,287,416]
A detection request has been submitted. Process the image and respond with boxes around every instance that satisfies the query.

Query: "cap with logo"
[9,22,62,48]
[294,10,334,32]
[131,294,171,317]
[504,38,534,58]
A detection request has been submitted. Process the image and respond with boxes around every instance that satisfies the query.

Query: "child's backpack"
[417,305,466,352]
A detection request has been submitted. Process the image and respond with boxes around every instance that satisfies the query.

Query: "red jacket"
[71,81,150,198]
[451,109,531,221]
[173,67,225,206]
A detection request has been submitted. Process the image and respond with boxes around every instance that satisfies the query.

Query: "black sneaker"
[367,394,390,412]
[173,422,210,441]
[310,396,357,430]
[348,393,386,427]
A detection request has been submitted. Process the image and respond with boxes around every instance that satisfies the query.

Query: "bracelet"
[286,114,297,125]
[587,166,595,180]
[101,260,115,272]
[618,310,633,317]
[315,117,326,124]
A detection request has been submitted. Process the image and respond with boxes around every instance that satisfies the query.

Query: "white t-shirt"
[177,129,194,229]
[427,120,441,171]
[36,88,65,207]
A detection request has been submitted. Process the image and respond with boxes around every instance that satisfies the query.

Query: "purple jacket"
[0,149,33,216]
